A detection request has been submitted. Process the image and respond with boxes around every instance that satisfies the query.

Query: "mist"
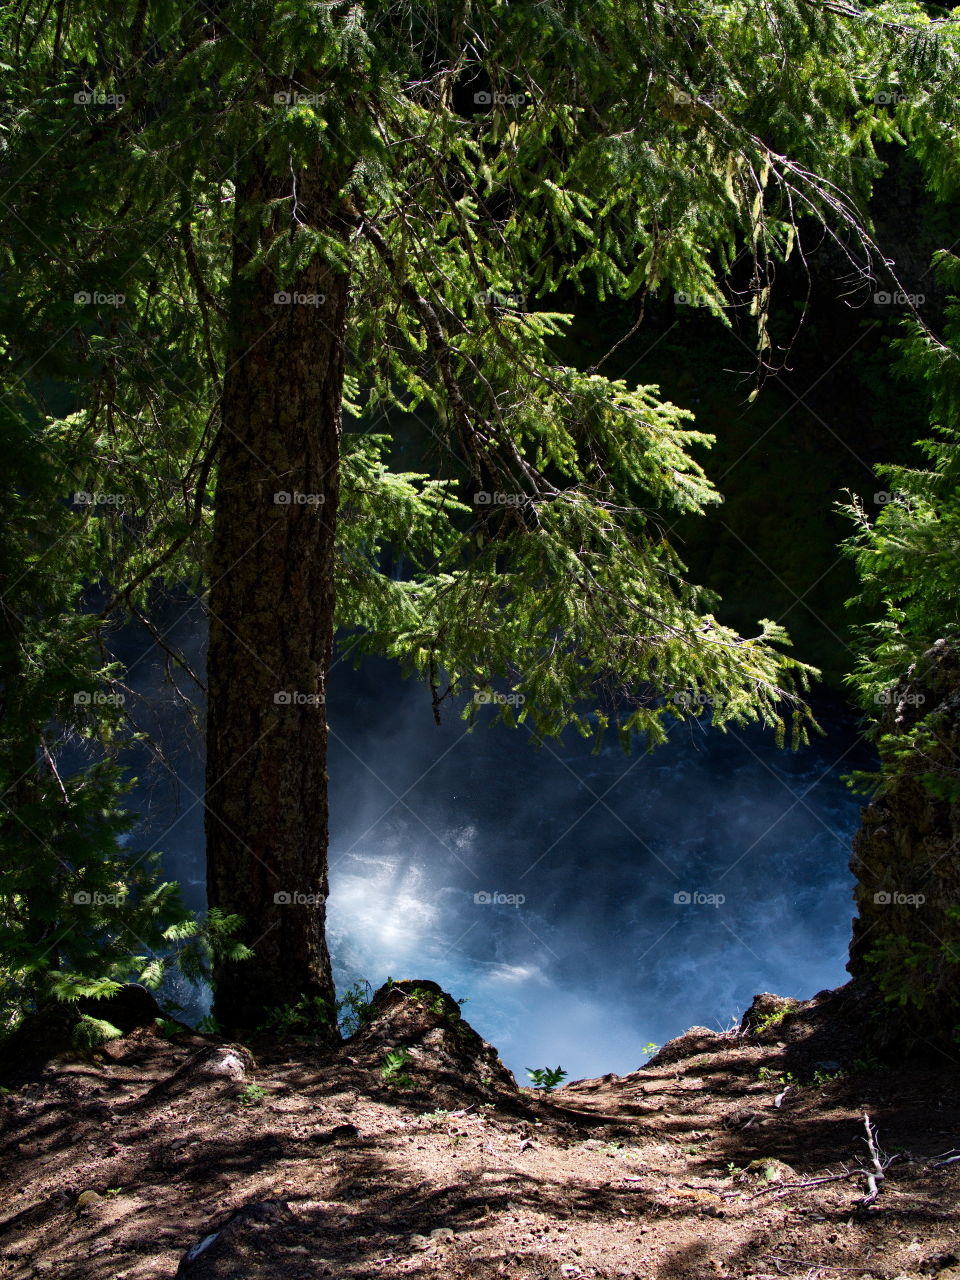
[116,606,872,1083]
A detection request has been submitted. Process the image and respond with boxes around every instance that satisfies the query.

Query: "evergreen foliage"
[841,250,960,795]
[2,0,960,1026]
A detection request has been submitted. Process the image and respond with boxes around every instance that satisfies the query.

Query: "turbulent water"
[324,658,872,1081]
[117,606,873,1083]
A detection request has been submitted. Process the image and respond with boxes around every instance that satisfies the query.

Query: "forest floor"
[1,982,958,1280]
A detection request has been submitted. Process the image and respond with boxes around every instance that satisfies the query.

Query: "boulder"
[645,1027,730,1067]
[177,1200,302,1277]
[0,983,191,1084]
[345,978,518,1103]
[739,993,799,1036]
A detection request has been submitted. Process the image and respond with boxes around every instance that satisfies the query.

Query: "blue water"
[324,658,870,1081]
[113,606,872,1083]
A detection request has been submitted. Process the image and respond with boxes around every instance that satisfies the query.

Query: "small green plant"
[257,994,333,1040]
[380,1047,414,1087]
[237,1083,267,1106]
[756,1066,797,1086]
[851,1052,883,1072]
[526,1065,567,1092]
[72,1014,124,1055]
[810,1066,844,1087]
[404,985,450,1017]
[155,1017,182,1039]
[421,1109,450,1126]
[196,1013,223,1035]
[336,981,377,1037]
[753,1007,790,1032]
[642,1042,659,1059]
[104,1187,123,1198]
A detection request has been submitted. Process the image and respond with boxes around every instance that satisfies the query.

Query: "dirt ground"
[1,982,958,1280]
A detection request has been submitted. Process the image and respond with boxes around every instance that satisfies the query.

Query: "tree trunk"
[204,145,348,1034]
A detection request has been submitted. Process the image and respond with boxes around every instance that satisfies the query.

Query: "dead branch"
[856,1112,887,1208]
[738,1169,855,1202]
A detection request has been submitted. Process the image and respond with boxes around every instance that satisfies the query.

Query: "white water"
[115,609,870,1083]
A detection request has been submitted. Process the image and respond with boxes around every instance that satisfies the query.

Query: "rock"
[182,1233,220,1266]
[177,1200,300,1276]
[77,983,182,1033]
[0,983,193,1085]
[201,1050,247,1080]
[76,1190,101,1209]
[738,1158,796,1183]
[309,1122,359,1145]
[739,993,799,1035]
[645,1028,729,1067]
[345,979,518,1103]
[141,1044,256,1104]
[330,1123,359,1141]
[722,1108,762,1131]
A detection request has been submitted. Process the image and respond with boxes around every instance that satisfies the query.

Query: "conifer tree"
[841,250,960,1046]
[2,0,958,1029]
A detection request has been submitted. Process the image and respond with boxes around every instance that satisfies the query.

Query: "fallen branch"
[856,1112,887,1208]
[738,1168,854,1202]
